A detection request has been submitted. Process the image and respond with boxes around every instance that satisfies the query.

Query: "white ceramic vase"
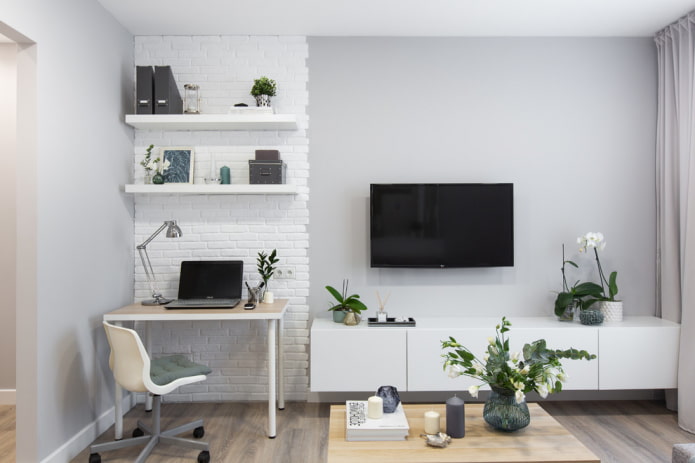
[600,300,623,322]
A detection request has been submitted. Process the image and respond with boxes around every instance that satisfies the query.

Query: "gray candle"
[446,395,465,438]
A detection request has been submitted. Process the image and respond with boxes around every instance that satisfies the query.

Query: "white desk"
[103,299,288,438]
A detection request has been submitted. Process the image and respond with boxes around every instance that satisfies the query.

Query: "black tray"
[367,317,416,327]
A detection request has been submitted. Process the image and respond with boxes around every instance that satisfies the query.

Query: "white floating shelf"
[125,113,298,131]
[124,184,298,195]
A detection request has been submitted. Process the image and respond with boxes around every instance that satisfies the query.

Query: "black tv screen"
[370,183,514,268]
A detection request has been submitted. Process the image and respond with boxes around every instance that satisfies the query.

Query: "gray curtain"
[655,12,695,434]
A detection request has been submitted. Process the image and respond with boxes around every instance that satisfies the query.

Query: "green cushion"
[150,354,211,386]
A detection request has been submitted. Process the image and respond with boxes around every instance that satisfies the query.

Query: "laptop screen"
[177,260,243,299]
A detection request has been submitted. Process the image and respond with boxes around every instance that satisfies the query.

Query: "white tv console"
[310,316,680,392]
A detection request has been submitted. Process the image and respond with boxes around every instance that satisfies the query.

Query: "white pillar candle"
[424,410,440,434]
[367,396,383,419]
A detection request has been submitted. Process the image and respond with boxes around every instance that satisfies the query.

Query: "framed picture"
[161,147,194,183]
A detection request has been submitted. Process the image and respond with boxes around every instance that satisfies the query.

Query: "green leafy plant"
[325,279,368,314]
[140,144,156,171]
[554,244,603,316]
[250,76,277,97]
[442,317,596,403]
[257,249,279,286]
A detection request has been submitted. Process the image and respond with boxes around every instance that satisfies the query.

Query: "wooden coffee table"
[327,403,600,463]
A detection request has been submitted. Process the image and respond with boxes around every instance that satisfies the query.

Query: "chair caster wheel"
[193,426,205,438]
[198,450,210,463]
[88,453,101,463]
[132,427,144,438]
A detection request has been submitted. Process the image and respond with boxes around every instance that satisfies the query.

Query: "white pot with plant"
[577,232,622,322]
[250,76,277,107]
[257,249,278,303]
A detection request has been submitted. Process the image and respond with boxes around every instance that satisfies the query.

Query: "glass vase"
[144,171,153,184]
[483,387,530,432]
[558,300,579,322]
[152,172,165,184]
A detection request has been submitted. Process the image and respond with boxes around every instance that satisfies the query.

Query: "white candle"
[424,410,440,434]
[367,396,383,419]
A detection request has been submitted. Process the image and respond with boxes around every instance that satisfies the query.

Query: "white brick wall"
[132,36,309,401]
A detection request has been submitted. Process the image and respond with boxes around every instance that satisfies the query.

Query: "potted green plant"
[140,144,156,184]
[250,76,277,107]
[442,317,596,431]
[577,232,622,322]
[257,249,279,301]
[553,244,603,321]
[326,279,367,325]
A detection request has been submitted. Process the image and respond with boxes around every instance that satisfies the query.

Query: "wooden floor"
[2,400,694,462]
[0,404,16,462]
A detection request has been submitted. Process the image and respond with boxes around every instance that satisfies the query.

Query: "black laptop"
[165,260,243,309]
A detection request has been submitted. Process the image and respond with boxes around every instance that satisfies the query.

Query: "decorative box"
[249,160,286,184]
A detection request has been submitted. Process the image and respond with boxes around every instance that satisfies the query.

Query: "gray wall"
[308,37,657,319]
[1,0,134,460]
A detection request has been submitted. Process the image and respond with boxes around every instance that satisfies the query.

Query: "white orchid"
[515,389,526,404]
[448,364,464,378]
[577,232,606,253]
[468,385,480,398]
[159,159,171,172]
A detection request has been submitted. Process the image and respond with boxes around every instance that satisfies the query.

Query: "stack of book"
[345,400,410,441]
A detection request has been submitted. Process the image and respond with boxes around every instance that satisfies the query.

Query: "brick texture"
[132,36,309,401]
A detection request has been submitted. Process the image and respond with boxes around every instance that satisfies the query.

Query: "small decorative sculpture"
[376,385,401,413]
[421,432,452,448]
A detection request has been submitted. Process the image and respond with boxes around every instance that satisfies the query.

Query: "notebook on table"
[164,260,243,309]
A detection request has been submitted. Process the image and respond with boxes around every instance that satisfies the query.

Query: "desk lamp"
[137,220,182,305]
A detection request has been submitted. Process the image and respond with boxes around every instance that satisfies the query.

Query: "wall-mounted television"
[370,183,514,268]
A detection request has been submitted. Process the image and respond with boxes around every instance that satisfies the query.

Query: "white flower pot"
[600,300,623,322]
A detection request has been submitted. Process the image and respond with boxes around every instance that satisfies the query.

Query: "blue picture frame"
[161,147,194,183]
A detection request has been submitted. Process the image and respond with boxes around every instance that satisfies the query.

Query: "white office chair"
[89,321,212,463]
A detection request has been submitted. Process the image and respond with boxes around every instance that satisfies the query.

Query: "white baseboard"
[40,394,135,463]
[0,389,16,405]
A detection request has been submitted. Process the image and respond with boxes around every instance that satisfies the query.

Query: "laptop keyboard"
[166,298,240,308]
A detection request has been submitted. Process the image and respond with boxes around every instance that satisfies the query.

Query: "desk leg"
[144,321,153,412]
[268,319,277,438]
[278,315,285,410]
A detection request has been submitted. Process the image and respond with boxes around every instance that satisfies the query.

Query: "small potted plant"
[257,249,279,302]
[326,279,367,325]
[553,244,603,321]
[250,76,277,107]
[140,144,155,184]
[577,232,622,322]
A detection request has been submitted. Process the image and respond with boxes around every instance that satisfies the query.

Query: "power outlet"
[275,267,296,279]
